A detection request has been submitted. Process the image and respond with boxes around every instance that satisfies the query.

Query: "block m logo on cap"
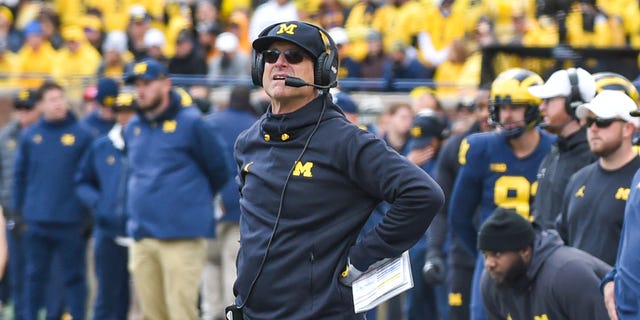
[277,23,298,35]
[133,62,148,75]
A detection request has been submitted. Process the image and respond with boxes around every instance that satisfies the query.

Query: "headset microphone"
[284,77,336,90]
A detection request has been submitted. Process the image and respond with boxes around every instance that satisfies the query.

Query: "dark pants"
[23,223,87,320]
[447,263,474,320]
[406,236,448,320]
[8,227,65,320]
[471,255,488,320]
[92,230,129,320]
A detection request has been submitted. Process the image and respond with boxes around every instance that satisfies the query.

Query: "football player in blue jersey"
[448,68,556,320]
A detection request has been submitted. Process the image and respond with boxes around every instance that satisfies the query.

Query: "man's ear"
[519,245,532,262]
[623,122,636,139]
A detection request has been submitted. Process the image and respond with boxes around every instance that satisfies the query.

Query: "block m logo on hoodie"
[61,133,75,146]
[292,161,313,178]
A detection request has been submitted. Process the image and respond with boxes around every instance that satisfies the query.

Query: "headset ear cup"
[314,52,327,86]
[252,51,264,87]
[566,68,580,118]
[324,50,338,87]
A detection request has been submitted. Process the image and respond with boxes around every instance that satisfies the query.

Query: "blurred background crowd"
[0,0,638,116]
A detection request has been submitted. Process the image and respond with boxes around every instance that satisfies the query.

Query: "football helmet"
[489,68,544,138]
[593,72,639,103]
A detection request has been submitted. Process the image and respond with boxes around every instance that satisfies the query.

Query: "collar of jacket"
[137,90,184,123]
[41,112,76,127]
[557,126,588,152]
[260,94,342,142]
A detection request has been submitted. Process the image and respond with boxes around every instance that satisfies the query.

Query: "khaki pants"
[129,238,207,320]
[201,222,241,320]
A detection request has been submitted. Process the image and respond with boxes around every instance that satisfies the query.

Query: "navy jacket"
[602,169,640,319]
[204,108,257,223]
[533,127,596,229]
[12,114,93,224]
[81,110,116,138]
[233,95,444,319]
[123,91,230,239]
[75,125,128,237]
[482,228,611,320]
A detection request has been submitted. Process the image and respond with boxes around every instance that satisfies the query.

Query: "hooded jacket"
[234,94,444,319]
[481,228,611,320]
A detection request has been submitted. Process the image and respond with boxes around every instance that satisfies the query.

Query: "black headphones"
[566,67,581,118]
[251,22,339,88]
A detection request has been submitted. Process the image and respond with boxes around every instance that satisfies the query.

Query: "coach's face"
[262,41,316,113]
[585,111,632,158]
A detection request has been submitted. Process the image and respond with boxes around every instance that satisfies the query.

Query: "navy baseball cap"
[124,58,167,84]
[334,92,358,114]
[253,21,328,59]
[13,88,37,110]
[409,112,449,150]
[95,77,119,107]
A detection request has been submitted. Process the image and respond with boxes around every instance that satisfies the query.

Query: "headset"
[230,22,336,320]
[251,21,339,89]
[566,67,581,118]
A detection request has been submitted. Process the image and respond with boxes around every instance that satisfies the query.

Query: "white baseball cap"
[576,90,639,127]
[215,32,239,52]
[328,27,349,46]
[528,67,596,103]
[143,28,165,48]
[102,31,127,53]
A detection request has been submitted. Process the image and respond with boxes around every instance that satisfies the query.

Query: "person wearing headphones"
[232,21,444,319]
[528,67,597,229]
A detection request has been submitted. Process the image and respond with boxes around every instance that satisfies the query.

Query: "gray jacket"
[0,119,21,214]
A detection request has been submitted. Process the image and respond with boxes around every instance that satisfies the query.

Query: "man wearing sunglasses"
[556,90,640,267]
[232,21,444,319]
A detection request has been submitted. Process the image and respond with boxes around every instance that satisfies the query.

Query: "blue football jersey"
[449,129,555,253]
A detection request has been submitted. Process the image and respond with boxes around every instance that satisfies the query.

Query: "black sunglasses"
[262,49,306,64]
[585,117,626,128]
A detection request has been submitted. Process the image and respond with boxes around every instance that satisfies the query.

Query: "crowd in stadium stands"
[0,0,639,320]
[0,0,638,97]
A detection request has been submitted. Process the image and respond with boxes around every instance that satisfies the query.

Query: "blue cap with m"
[124,59,167,84]
[95,78,119,107]
[408,111,449,150]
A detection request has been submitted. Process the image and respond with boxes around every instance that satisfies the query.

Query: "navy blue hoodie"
[233,95,444,319]
[482,228,611,320]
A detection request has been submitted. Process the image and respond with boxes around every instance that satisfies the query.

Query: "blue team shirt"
[449,129,555,253]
